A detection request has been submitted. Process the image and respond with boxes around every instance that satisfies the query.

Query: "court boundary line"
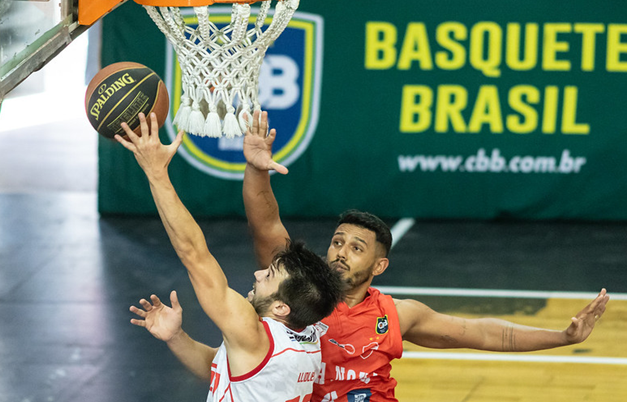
[386,218,625,367]
[387,218,625,300]
[402,351,627,365]
[390,218,415,249]
[375,286,627,300]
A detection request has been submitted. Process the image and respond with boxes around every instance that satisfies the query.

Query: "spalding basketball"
[85,62,169,139]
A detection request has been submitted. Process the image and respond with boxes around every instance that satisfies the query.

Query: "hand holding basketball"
[115,112,184,177]
[243,110,288,175]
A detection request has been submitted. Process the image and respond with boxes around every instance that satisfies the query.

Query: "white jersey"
[207,317,322,402]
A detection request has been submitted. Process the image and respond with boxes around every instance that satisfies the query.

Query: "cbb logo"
[163,8,324,180]
[376,315,389,335]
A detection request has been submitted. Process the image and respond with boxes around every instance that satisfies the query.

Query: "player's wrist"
[165,327,186,344]
[245,161,270,173]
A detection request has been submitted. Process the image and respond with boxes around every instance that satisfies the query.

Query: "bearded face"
[327,224,381,292]
[250,292,277,316]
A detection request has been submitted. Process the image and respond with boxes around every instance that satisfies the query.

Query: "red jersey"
[313,288,403,402]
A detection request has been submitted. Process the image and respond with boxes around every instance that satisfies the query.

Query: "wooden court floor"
[392,297,627,402]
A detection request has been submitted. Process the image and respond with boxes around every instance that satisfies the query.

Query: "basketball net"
[141,0,299,138]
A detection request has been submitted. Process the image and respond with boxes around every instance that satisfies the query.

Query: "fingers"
[572,289,610,326]
[593,299,608,321]
[266,128,277,144]
[119,113,150,141]
[120,121,140,143]
[271,161,289,175]
[150,294,162,308]
[114,134,137,152]
[139,298,153,311]
[259,111,268,136]
[138,112,151,137]
[170,130,184,151]
[246,109,273,138]
[129,305,146,317]
[118,113,148,149]
[130,318,146,327]
[170,290,182,311]
[149,112,159,137]
[599,289,610,309]
[251,110,260,136]
[588,290,610,313]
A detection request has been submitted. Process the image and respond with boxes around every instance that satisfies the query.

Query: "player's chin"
[330,261,349,273]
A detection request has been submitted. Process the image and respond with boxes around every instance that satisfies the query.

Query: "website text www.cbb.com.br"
[398,149,586,174]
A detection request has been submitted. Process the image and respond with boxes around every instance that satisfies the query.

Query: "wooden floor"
[1,66,626,402]
[393,358,627,402]
[393,298,627,402]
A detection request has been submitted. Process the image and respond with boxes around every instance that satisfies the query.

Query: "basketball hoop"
[133,0,299,138]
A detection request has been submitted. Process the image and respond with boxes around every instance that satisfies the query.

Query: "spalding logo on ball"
[85,62,169,138]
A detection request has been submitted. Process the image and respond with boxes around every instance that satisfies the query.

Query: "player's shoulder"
[392,298,433,316]
[392,298,436,335]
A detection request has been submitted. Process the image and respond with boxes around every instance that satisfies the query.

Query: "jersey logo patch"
[376,315,389,335]
[288,329,318,344]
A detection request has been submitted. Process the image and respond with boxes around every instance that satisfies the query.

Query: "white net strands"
[143,0,299,138]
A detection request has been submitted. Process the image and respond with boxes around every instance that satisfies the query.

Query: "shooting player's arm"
[117,114,268,358]
[144,153,266,354]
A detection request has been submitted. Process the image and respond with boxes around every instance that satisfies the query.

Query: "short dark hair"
[337,210,392,257]
[273,241,345,329]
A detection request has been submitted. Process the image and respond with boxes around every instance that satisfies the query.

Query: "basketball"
[85,62,169,139]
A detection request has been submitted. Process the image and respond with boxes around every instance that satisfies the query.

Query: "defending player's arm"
[242,110,290,269]
[395,288,609,352]
[130,291,216,381]
[116,113,267,355]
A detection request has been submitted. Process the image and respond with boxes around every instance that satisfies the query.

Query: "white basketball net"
[143,0,299,138]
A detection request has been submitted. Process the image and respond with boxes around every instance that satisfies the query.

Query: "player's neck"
[344,282,372,308]
[264,312,291,328]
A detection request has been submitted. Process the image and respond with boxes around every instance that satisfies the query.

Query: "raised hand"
[130,290,183,342]
[115,112,184,178]
[564,288,609,344]
[243,110,288,174]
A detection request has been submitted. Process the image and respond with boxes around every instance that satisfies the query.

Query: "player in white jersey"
[119,112,344,402]
[209,318,323,402]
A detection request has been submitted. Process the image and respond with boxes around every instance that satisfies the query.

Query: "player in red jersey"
[241,111,610,402]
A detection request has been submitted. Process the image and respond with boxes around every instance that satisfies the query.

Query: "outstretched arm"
[116,113,266,353]
[396,288,609,351]
[243,110,290,268]
[130,290,216,381]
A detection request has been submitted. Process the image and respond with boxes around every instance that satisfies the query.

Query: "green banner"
[98,1,627,220]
